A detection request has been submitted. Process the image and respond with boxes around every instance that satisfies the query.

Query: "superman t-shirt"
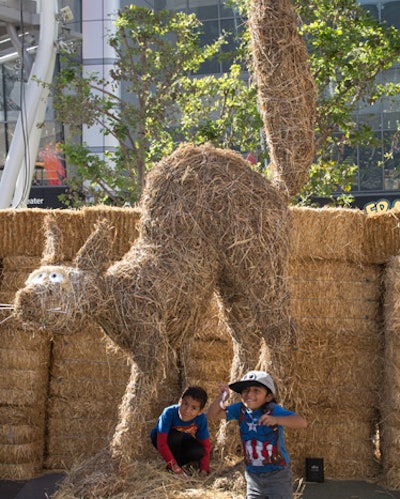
[151,404,209,440]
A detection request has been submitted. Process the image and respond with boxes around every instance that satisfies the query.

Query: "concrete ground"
[302,480,400,499]
[1,474,400,498]
[0,473,65,499]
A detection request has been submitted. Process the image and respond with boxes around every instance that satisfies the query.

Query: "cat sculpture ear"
[40,217,113,272]
[74,219,113,272]
[41,215,64,266]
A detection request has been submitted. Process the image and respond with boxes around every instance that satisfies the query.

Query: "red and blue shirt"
[151,404,211,472]
[226,402,293,473]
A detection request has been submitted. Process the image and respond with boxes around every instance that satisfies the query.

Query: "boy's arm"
[156,432,179,469]
[206,383,230,420]
[197,437,211,473]
[258,412,307,429]
[156,433,188,476]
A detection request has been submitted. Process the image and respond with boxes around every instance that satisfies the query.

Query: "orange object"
[39,144,66,185]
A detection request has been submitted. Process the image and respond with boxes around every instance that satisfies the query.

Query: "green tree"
[295,0,400,205]
[54,5,261,206]
[55,1,400,207]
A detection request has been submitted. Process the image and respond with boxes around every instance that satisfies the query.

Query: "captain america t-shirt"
[226,402,293,473]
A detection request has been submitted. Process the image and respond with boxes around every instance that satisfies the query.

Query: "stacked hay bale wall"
[0,256,49,480]
[361,208,400,491]
[288,260,383,479]
[45,325,131,469]
[286,208,383,480]
[382,256,400,489]
[0,208,138,478]
[1,206,400,489]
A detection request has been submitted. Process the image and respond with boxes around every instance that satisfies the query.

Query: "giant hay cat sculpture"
[9,0,316,494]
[14,143,290,458]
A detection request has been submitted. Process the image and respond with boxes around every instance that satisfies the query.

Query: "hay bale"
[287,409,380,480]
[0,323,50,479]
[0,463,41,481]
[183,294,235,448]
[44,326,131,470]
[290,207,366,262]
[381,255,400,489]
[0,209,47,256]
[47,399,115,421]
[248,0,316,197]
[46,435,113,470]
[2,256,41,271]
[290,259,380,322]
[0,257,51,479]
[364,210,400,264]
[0,424,42,445]
[184,293,232,394]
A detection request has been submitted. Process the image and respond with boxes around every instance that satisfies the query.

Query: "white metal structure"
[0,0,59,208]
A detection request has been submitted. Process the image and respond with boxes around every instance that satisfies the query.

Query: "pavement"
[302,480,400,498]
[0,473,65,499]
[1,474,400,498]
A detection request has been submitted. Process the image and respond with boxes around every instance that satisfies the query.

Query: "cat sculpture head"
[14,216,112,334]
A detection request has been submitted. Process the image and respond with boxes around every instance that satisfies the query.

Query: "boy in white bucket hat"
[207,370,307,499]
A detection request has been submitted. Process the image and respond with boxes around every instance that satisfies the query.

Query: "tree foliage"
[54,1,400,207]
[54,5,260,206]
[295,0,400,205]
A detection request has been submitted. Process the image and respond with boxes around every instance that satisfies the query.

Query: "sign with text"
[27,186,69,209]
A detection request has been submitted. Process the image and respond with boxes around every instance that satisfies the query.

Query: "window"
[154,1,242,74]
[383,130,400,190]
[198,20,220,74]
[382,1,400,29]
[188,0,218,20]
[359,132,384,191]
[154,0,186,13]
[360,4,379,21]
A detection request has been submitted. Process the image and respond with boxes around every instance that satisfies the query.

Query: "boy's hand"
[170,463,189,479]
[199,469,208,478]
[258,413,278,427]
[218,383,230,396]
[207,383,231,420]
[218,383,230,410]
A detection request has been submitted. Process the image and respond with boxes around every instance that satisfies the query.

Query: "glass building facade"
[0,0,82,207]
[154,0,244,74]
[349,1,400,211]
[0,0,399,209]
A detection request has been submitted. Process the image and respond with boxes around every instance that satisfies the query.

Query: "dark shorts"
[245,465,294,499]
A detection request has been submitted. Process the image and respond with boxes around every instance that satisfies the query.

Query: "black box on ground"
[305,457,324,482]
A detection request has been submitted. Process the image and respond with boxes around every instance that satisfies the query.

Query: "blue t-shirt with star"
[226,402,294,473]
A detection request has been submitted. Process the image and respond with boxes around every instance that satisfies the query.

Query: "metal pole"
[0,0,59,208]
